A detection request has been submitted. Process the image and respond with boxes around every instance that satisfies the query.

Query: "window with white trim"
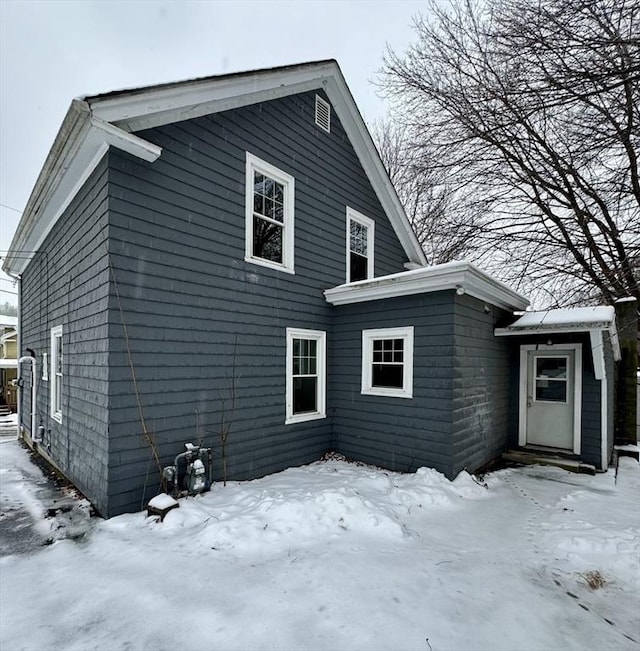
[50,325,63,422]
[347,208,374,282]
[362,326,414,398]
[245,152,295,273]
[286,328,326,424]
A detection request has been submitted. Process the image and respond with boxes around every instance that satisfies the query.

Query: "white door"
[520,347,581,451]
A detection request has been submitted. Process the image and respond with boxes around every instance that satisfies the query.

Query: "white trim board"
[518,344,582,455]
[4,60,426,277]
[325,260,528,311]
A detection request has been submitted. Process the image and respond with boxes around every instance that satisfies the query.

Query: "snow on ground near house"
[1,448,639,651]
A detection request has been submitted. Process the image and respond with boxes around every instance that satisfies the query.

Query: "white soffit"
[3,60,426,276]
[324,260,529,311]
[86,61,426,268]
[494,305,621,362]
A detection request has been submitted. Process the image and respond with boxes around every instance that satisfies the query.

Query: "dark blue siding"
[104,90,409,515]
[506,332,605,466]
[19,157,111,514]
[451,295,512,475]
[330,292,456,478]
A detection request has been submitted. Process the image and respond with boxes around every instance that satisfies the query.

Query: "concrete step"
[502,450,596,475]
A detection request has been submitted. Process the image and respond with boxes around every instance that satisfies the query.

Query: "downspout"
[18,354,38,443]
[4,269,21,439]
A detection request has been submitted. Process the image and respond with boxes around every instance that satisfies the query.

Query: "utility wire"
[0,203,23,214]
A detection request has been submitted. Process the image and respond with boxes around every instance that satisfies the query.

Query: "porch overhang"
[494,306,621,380]
[324,261,529,311]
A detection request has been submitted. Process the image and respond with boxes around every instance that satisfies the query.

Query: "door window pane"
[535,357,568,402]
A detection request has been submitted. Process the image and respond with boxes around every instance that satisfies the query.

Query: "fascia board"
[88,61,427,267]
[3,105,162,276]
[495,323,614,336]
[325,261,528,310]
[323,74,427,267]
[3,100,90,274]
[90,63,339,130]
[495,320,621,360]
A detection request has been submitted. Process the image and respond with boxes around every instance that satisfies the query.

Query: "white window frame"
[50,325,63,423]
[361,326,414,399]
[346,207,375,283]
[286,328,326,425]
[245,152,295,274]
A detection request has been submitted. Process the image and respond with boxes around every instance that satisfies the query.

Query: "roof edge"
[324,261,529,311]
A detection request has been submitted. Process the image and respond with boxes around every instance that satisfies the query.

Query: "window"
[362,326,414,398]
[534,356,568,403]
[315,95,331,133]
[50,325,63,422]
[347,208,374,282]
[245,152,295,273]
[286,328,326,424]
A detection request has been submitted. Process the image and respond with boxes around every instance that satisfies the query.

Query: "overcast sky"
[0,0,429,306]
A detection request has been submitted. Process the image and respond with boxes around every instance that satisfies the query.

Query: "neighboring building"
[1,61,621,517]
[0,316,18,411]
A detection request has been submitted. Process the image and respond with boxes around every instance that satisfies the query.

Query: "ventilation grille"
[315,95,331,133]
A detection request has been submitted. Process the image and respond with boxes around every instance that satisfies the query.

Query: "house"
[0,316,18,411]
[2,61,623,517]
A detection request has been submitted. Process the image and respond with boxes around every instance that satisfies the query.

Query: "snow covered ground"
[1,443,638,651]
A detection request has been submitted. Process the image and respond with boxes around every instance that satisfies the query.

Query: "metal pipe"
[18,355,38,442]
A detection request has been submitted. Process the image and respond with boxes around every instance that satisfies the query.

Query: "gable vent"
[315,95,331,133]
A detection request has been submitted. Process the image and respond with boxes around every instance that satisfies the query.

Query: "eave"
[3,102,161,276]
[4,60,426,276]
[324,261,529,311]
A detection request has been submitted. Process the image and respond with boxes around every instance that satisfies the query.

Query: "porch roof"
[323,261,529,311]
[494,306,621,379]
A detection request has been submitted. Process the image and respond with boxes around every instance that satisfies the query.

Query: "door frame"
[518,343,582,454]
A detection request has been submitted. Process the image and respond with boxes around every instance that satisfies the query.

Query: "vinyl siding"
[18,156,111,514]
[451,294,512,475]
[506,332,605,465]
[330,292,456,478]
[104,90,409,515]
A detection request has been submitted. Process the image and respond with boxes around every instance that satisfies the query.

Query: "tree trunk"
[614,298,638,445]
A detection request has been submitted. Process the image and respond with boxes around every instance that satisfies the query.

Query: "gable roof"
[3,60,427,275]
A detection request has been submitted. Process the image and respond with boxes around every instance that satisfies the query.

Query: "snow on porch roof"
[499,306,616,331]
[494,306,621,377]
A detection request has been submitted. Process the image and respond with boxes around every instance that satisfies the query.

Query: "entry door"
[521,347,580,451]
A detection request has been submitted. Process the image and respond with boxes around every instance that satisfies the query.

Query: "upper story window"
[245,152,295,274]
[50,325,63,422]
[286,328,327,424]
[347,208,374,283]
[361,326,414,399]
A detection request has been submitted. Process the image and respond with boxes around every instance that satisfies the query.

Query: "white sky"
[0,0,429,306]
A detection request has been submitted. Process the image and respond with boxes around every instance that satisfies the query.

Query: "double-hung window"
[347,207,374,282]
[245,152,295,273]
[286,328,326,424]
[50,325,63,422]
[362,326,414,399]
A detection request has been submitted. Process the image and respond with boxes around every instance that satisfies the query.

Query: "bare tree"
[381,0,640,307]
[371,118,487,265]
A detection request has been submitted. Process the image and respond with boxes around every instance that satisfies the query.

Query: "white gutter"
[18,355,38,443]
[324,260,529,311]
